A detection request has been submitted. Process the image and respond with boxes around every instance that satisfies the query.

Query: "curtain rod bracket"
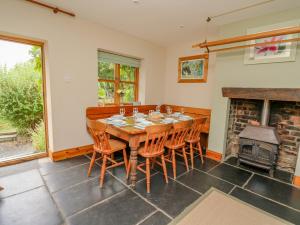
[205,45,210,53]
[203,40,210,53]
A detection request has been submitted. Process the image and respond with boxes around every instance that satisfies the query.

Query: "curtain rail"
[25,0,75,17]
[193,26,300,49]
[209,37,300,53]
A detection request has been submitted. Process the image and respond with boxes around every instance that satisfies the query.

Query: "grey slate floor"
[1,153,300,225]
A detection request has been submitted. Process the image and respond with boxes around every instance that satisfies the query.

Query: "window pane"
[98,61,115,80]
[98,82,115,104]
[120,83,135,103]
[120,65,135,82]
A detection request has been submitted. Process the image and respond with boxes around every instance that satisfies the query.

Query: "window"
[98,51,140,105]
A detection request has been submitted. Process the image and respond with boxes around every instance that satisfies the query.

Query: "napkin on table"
[134,119,154,130]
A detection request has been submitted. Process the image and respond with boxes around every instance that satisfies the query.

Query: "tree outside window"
[98,61,138,105]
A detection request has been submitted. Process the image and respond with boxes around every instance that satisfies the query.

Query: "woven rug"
[169,188,291,225]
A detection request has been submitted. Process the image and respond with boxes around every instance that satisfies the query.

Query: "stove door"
[256,142,277,165]
[239,139,255,160]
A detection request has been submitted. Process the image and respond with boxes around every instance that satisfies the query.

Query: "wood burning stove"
[238,99,281,177]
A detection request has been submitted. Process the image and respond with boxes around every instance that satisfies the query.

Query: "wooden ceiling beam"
[192,26,300,49]
[25,0,75,17]
[222,88,300,102]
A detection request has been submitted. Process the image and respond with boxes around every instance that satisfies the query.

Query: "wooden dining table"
[99,115,194,187]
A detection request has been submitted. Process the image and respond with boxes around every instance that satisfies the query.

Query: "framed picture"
[178,54,208,83]
[244,21,298,64]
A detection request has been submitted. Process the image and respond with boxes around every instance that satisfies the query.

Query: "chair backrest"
[187,117,207,141]
[86,119,111,152]
[144,124,172,154]
[169,120,193,146]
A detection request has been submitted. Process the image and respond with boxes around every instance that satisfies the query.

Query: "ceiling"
[41,0,300,46]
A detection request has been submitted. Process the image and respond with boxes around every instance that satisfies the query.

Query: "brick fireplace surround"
[223,88,300,181]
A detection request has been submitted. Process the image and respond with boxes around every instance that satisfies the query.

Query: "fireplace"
[223,88,300,178]
[237,99,280,177]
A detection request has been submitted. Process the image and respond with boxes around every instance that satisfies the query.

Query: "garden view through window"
[98,51,140,105]
[0,38,46,162]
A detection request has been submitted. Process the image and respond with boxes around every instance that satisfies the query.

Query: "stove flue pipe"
[261,99,270,127]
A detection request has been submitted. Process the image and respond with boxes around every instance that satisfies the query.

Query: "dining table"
[99,114,195,187]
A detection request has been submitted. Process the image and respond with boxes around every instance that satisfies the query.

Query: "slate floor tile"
[0,159,39,177]
[0,169,44,198]
[245,174,300,211]
[140,211,171,225]
[135,173,201,218]
[154,159,188,179]
[39,156,90,175]
[178,169,234,194]
[109,165,147,185]
[225,157,293,183]
[138,155,146,163]
[231,186,300,225]
[168,148,199,164]
[0,186,63,225]
[3,154,299,225]
[67,189,155,225]
[43,163,99,193]
[53,174,126,217]
[192,156,220,172]
[209,163,252,186]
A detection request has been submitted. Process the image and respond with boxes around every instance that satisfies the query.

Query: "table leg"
[129,137,140,187]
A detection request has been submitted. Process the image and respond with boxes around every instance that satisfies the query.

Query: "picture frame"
[178,54,208,83]
[244,21,299,64]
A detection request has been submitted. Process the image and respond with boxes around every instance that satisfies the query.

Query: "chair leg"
[151,157,157,169]
[126,156,131,179]
[182,147,189,171]
[197,141,204,164]
[146,158,151,193]
[100,155,107,188]
[172,149,177,179]
[167,148,171,160]
[87,151,96,177]
[190,143,194,169]
[122,149,128,172]
[111,153,114,161]
[161,155,168,184]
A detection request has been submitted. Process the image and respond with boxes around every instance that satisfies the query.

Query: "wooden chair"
[185,117,207,168]
[164,120,193,179]
[86,119,128,187]
[127,123,172,193]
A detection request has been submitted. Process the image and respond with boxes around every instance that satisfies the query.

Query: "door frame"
[0,34,49,166]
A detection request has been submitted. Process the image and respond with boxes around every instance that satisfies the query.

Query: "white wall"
[0,0,166,151]
[163,40,216,109]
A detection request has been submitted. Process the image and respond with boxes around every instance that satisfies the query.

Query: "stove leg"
[269,169,274,177]
[237,158,240,167]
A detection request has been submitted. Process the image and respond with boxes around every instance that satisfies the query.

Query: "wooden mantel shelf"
[222,88,300,102]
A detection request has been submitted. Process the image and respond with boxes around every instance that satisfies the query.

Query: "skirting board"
[50,144,93,161]
[293,176,300,188]
[50,145,222,162]
[206,149,222,161]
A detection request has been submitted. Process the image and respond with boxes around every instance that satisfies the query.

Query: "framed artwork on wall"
[178,54,208,83]
[244,21,299,64]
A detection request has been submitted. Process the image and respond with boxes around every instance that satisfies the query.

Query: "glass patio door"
[0,36,48,164]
